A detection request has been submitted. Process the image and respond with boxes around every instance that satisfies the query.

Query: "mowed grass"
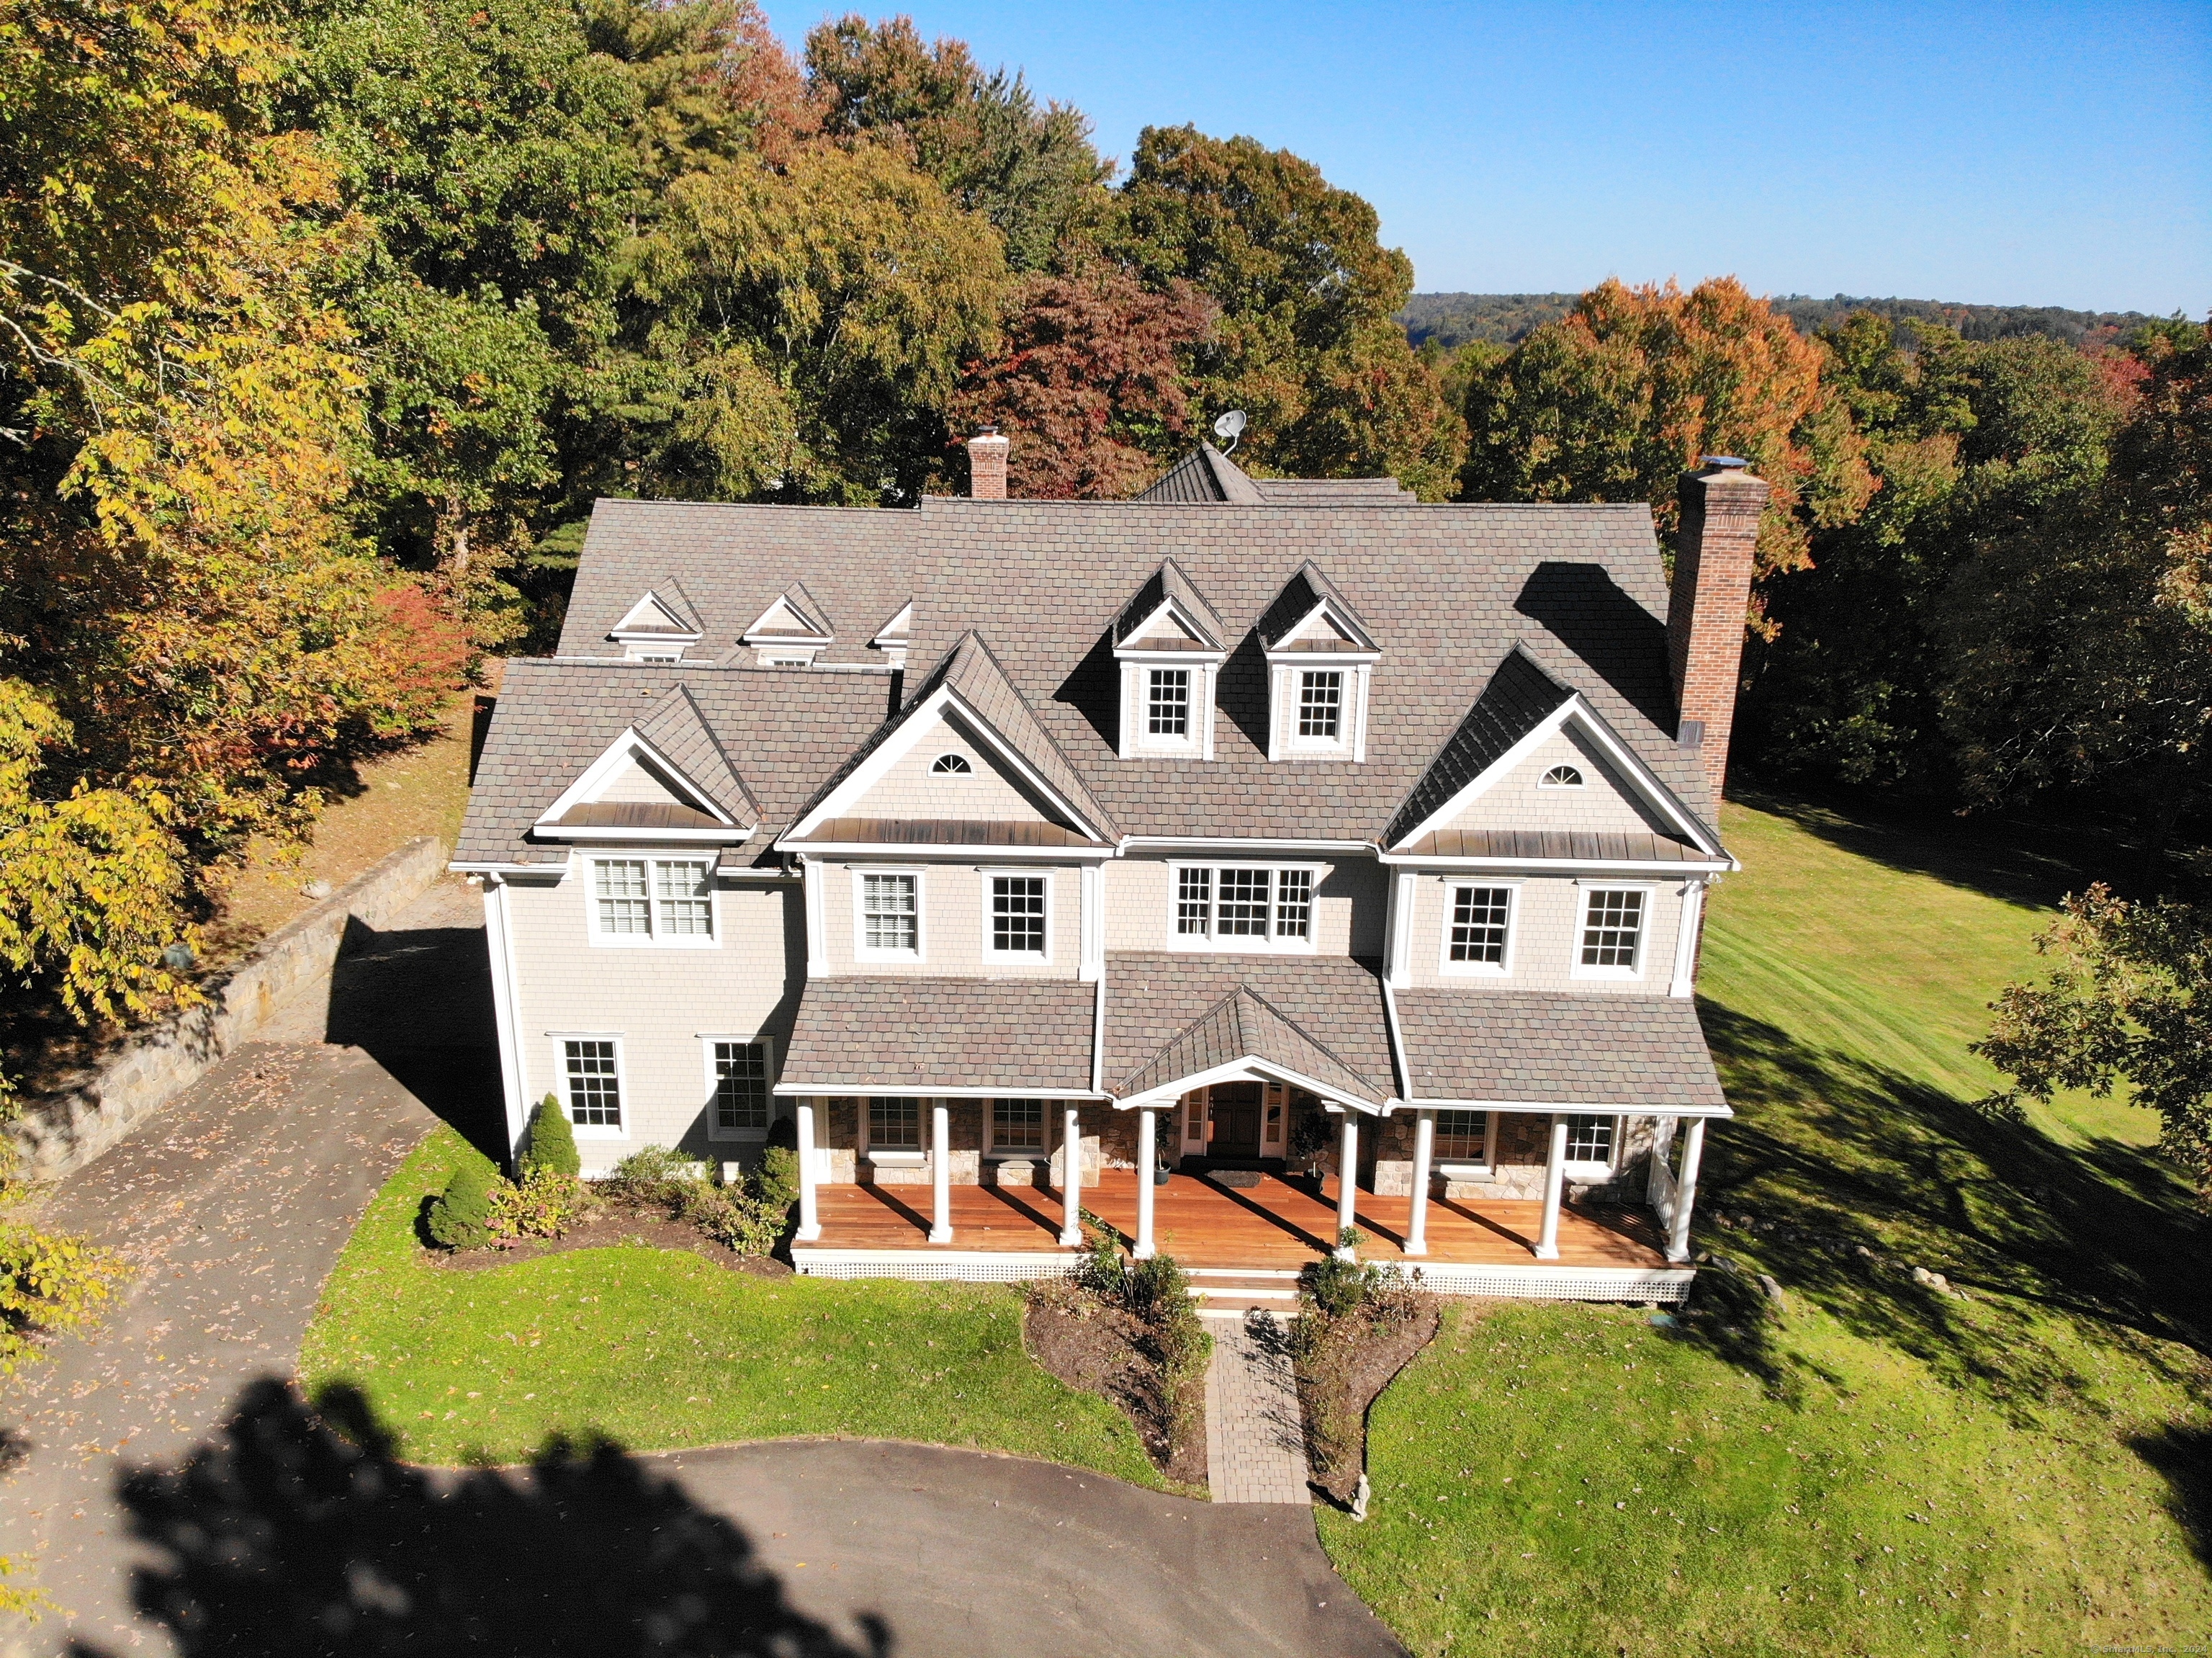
[1321,794,2212,1657]
[300,1128,1161,1484]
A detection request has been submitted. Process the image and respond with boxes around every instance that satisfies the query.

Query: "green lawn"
[1321,793,2212,1656]
[300,1129,1163,1484]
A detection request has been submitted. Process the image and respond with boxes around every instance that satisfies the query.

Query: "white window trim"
[982,1096,1053,1161]
[1570,881,1656,982]
[1537,763,1587,789]
[1266,660,1373,763]
[551,1031,629,1140]
[1118,658,1220,759]
[980,868,1054,965]
[1437,879,1521,979]
[1433,1107,1499,1178]
[1563,1111,1622,1175]
[1287,667,1350,753]
[584,854,720,950]
[1164,862,1325,954]
[860,1094,926,1165]
[852,865,927,964]
[624,645,685,664]
[701,1034,777,1143]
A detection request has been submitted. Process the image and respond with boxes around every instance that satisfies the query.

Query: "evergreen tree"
[522,1094,581,1178]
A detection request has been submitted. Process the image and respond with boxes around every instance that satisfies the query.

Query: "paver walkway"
[1203,1312,1313,1505]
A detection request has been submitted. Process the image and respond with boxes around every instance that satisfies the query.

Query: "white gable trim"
[609,590,701,642]
[1115,596,1225,659]
[1115,1055,1388,1116]
[1264,593,1378,659]
[781,684,1110,844]
[743,593,833,647]
[533,728,741,832]
[1389,696,1722,857]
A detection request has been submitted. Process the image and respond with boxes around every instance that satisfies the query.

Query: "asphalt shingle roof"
[1393,990,1727,1113]
[778,977,1097,1093]
[1119,985,1383,1106]
[1104,952,1395,1106]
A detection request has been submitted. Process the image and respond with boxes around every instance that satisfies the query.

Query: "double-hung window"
[858,871,921,959]
[706,1040,770,1137]
[590,857,714,946]
[1564,1113,1617,1168]
[1147,669,1190,738]
[1297,671,1343,740]
[562,1038,623,1132]
[1171,865,1317,949]
[989,874,1048,959]
[1575,887,1647,977]
[1444,884,1514,974]
[990,1097,1046,1154]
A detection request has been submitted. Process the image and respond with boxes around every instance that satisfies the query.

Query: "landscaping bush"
[603,1144,785,1260]
[426,1160,493,1249]
[611,1145,709,1184]
[755,1144,799,1218]
[521,1094,579,1178]
[486,1166,590,1240]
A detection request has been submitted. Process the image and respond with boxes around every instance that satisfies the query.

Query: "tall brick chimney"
[966,425,1010,500]
[1665,456,1769,802]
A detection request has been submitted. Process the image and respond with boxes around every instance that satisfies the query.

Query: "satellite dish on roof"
[1213,409,1247,454]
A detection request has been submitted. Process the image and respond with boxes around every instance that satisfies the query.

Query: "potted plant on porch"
[1289,1106,1330,1197]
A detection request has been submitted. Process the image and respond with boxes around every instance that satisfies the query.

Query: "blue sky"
[778,1,2210,315]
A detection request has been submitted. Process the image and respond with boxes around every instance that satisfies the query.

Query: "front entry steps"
[1185,1266,1300,1317]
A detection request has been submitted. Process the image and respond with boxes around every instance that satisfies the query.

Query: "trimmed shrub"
[487,1166,590,1240]
[521,1094,580,1178]
[754,1144,799,1217]
[426,1160,493,1249]
[611,1144,709,1185]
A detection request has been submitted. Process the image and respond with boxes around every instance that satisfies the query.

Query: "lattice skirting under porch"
[791,1249,1083,1281]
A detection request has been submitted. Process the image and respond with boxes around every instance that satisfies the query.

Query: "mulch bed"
[427,1196,792,1277]
[1293,1297,1442,1505]
[1024,1281,1208,1488]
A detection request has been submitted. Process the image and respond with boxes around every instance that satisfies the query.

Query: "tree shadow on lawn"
[1676,1000,2210,1426]
[70,1376,889,1658]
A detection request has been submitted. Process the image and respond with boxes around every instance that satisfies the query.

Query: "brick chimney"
[1665,456,1769,802]
[966,425,1010,500]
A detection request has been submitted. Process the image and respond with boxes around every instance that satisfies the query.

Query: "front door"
[1206,1082,1264,1160]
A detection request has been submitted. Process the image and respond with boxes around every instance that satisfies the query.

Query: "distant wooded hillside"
[1399,291,2165,349]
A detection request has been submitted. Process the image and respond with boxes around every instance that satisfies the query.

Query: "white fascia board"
[1380,979,1413,1101]
[1115,596,1223,658]
[1118,1057,1385,1116]
[870,600,914,648]
[1118,837,1380,854]
[772,1083,1109,1099]
[1402,1096,1735,1119]
[1389,699,1577,851]
[1376,853,1733,875]
[783,682,1108,844]
[532,727,742,831]
[530,826,751,844]
[450,860,557,876]
[610,590,702,642]
[1266,594,1377,655]
[780,840,1110,861]
[1558,700,1727,858]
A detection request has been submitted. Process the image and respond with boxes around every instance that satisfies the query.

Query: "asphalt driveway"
[0,878,1403,1658]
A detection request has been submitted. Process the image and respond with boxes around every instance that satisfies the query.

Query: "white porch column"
[1335,1113,1360,1259]
[928,1101,953,1244]
[1058,1103,1084,1247]
[1134,1108,1158,1260]
[1405,1108,1434,1257]
[795,1100,822,1242]
[1534,1113,1569,1261]
[1667,1117,1707,1263]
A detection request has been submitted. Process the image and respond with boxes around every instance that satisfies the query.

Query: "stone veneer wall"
[1369,1111,1658,1202]
[818,1098,1134,1186]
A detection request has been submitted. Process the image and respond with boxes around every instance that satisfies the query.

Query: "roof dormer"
[870,601,914,670]
[608,588,703,663]
[1258,563,1379,762]
[1112,559,1227,760]
[743,583,833,667]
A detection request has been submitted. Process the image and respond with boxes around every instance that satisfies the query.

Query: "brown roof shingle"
[1393,989,1727,1113]
[778,977,1097,1093]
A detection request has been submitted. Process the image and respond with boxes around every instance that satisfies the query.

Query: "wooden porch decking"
[804,1168,1668,1272]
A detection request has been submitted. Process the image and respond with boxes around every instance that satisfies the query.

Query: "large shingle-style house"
[454,434,1768,1301]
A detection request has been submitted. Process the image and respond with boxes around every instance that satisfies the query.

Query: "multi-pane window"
[1297,671,1343,739]
[1172,866,1318,944]
[563,1039,621,1129]
[1147,668,1190,738]
[709,1041,769,1133]
[1449,886,1513,966]
[868,1096,920,1150]
[593,857,712,942]
[1578,888,1647,972]
[1565,1113,1616,1164]
[1434,1109,1488,1162]
[991,875,1047,955]
[1176,866,1213,936]
[992,1098,1045,1150]
[862,872,920,954]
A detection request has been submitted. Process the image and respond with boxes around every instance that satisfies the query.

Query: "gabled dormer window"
[609,589,703,663]
[1112,559,1226,759]
[1259,563,1378,762]
[743,584,833,668]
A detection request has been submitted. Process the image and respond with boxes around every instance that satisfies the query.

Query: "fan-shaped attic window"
[930,753,973,775]
[1539,764,1586,789]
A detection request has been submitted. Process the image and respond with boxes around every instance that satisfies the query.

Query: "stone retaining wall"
[6,835,453,1179]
